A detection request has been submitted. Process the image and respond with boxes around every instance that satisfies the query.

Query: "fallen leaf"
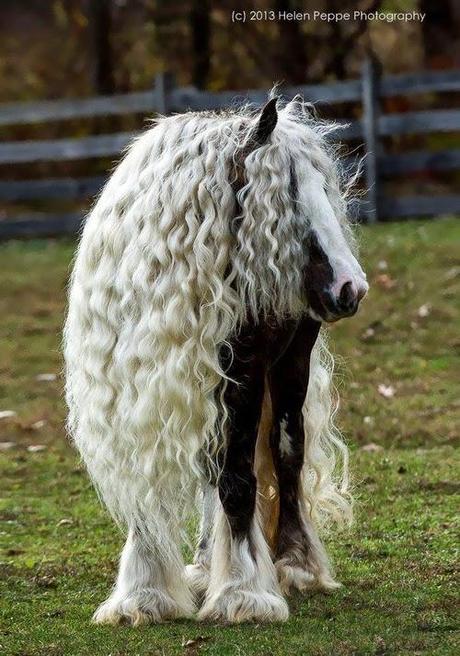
[35,373,57,382]
[361,326,375,340]
[30,420,47,430]
[182,636,210,649]
[56,518,73,527]
[374,635,386,655]
[417,304,431,318]
[0,441,16,451]
[444,266,459,281]
[44,609,65,618]
[378,384,395,398]
[375,274,397,290]
[360,443,384,453]
[0,410,17,420]
[361,320,384,341]
[27,444,47,453]
[34,574,57,588]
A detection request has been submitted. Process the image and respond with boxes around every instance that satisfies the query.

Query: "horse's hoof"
[198,588,289,623]
[92,588,195,625]
[275,558,341,595]
[184,563,210,599]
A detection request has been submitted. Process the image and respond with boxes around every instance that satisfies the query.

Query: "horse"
[64,96,368,625]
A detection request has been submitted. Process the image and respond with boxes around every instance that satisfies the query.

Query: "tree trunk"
[420,0,460,68]
[275,0,308,84]
[190,0,211,89]
[89,0,115,95]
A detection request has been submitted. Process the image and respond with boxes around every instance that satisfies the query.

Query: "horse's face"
[246,98,368,323]
[301,165,368,323]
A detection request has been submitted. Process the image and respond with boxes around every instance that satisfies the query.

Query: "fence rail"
[0,59,459,238]
[0,176,106,201]
[1,68,459,126]
[0,109,458,166]
[0,132,135,164]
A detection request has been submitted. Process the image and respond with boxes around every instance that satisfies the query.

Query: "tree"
[89,0,115,94]
[274,0,308,84]
[190,0,211,89]
[420,0,460,69]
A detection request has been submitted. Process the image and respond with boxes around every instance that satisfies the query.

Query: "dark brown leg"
[268,317,339,593]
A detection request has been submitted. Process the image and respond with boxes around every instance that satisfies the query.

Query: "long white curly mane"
[64,99,354,563]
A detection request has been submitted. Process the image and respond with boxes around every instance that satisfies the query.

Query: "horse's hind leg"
[185,481,216,599]
[268,317,339,594]
[199,329,288,623]
[93,524,195,625]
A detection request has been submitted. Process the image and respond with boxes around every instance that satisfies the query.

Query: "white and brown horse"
[64,97,368,624]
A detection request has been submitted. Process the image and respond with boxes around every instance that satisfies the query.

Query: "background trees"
[0,0,458,102]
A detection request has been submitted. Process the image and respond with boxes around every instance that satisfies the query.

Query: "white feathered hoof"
[198,587,289,623]
[92,588,195,625]
[184,563,210,600]
[276,558,341,596]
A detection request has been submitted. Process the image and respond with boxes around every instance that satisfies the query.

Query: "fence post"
[361,55,382,223]
[153,72,175,114]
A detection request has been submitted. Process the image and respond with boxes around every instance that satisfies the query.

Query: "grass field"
[0,218,459,656]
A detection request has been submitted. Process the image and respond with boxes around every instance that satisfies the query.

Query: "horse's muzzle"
[310,280,368,322]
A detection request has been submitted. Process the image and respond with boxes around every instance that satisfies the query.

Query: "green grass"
[1,218,459,655]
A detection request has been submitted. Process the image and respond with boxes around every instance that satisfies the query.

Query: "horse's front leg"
[198,331,288,623]
[269,317,340,594]
[93,524,195,625]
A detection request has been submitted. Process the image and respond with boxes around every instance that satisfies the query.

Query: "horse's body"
[64,98,368,623]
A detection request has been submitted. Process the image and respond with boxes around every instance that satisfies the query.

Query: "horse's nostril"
[338,281,356,310]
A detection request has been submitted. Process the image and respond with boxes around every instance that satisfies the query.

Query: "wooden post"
[361,55,382,223]
[154,72,175,114]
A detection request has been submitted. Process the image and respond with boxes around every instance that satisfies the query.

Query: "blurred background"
[0,0,459,231]
[0,3,459,655]
[1,0,459,97]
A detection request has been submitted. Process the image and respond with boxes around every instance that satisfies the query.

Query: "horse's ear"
[253,97,278,145]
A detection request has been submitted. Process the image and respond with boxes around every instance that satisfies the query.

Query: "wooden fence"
[0,58,459,239]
